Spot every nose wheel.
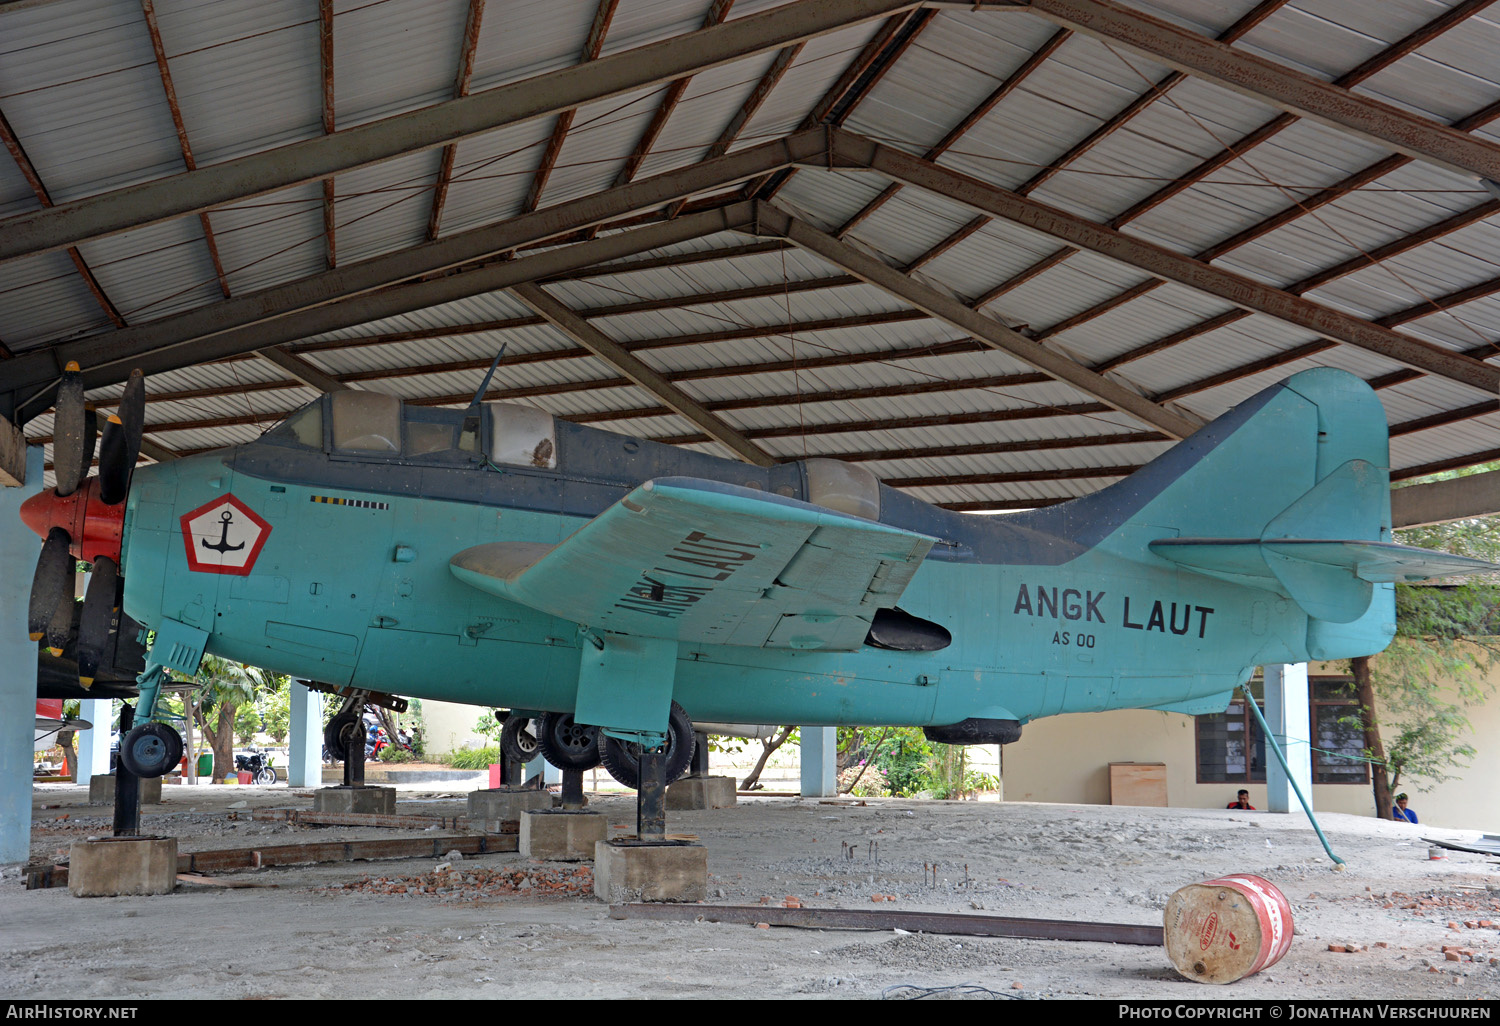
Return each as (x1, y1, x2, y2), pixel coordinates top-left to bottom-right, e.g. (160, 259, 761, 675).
(118, 721, 183, 778)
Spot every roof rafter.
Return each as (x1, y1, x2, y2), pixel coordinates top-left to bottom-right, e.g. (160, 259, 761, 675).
(0, 0, 919, 265)
(752, 201, 1203, 439)
(1021, 0, 1500, 183)
(427, 0, 486, 241)
(522, 0, 620, 214)
(511, 282, 774, 466)
(834, 130, 1500, 394)
(319, 0, 336, 268)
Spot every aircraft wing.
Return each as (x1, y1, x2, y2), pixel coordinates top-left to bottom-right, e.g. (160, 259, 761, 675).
(450, 477, 935, 651)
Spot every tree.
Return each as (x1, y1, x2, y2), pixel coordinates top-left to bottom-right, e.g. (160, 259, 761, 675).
(191, 656, 279, 782)
(1350, 583, 1499, 818)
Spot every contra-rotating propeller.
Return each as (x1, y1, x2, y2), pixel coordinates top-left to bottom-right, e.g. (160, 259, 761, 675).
(22, 365, 145, 686)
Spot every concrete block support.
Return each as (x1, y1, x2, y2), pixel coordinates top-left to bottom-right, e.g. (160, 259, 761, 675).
(1263, 663, 1312, 815)
(800, 725, 837, 797)
(666, 776, 737, 810)
(313, 785, 396, 815)
(521, 809, 607, 861)
(89, 774, 161, 805)
(0, 446, 43, 866)
(68, 836, 177, 896)
(288, 682, 322, 787)
(468, 788, 552, 831)
(76, 699, 113, 780)
(594, 841, 707, 903)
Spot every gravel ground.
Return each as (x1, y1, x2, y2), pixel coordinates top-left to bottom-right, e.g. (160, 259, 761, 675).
(2, 782, 1497, 1000)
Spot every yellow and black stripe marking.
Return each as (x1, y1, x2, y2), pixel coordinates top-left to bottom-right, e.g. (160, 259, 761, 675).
(311, 495, 389, 510)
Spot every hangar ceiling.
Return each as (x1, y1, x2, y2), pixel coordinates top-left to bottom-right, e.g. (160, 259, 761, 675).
(1, 0, 1498, 513)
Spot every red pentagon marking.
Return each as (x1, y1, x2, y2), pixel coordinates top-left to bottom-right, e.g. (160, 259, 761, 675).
(179, 494, 273, 576)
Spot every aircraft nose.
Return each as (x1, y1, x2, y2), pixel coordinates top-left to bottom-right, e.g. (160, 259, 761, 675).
(19, 477, 124, 565)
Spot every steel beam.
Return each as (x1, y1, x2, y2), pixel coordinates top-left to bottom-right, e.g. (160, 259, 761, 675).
(511, 282, 775, 467)
(427, 0, 487, 240)
(0, 0, 917, 264)
(2, 133, 819, 401)
(1021, 0, 1500, 184)
(753, 203, 1202, 439)
(834, 130, 1500, 394)
(1392, 470, 1500, 527)
(253, 347, 349, 394)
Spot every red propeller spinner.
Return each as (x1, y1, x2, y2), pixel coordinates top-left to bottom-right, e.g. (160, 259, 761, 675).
(20, 475, 124, 566)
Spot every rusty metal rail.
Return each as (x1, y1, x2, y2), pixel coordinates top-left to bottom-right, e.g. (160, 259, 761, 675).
(27, 833, 517, 889)
(610, 903, 1163, 945)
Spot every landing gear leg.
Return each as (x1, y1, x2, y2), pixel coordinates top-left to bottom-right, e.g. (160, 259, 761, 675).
(323, 692, 370, 787)
(118, 663, 184, 779)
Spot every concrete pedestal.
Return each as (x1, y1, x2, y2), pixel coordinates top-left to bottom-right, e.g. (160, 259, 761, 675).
(313, 785, 396, 815)
(88, 774, 162, 805)
(666, 775, 736, 810)
(521, 809, 607, 861)
(467, 788, 552, 830)
(68, 836, 177, 897)
(594, 840, 707, 903)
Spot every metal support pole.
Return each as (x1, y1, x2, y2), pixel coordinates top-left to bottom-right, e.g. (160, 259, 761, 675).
(560, 768, 585, 811)
(638, 748, 668, 841)
(690, 731, 710, 778)
(345, 719, 365, 787)
(112, 704, 140, 837)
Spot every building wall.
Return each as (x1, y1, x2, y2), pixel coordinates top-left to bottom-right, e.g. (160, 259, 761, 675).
(1001, 659, 1500, 831)
(420, 700, 491, 755)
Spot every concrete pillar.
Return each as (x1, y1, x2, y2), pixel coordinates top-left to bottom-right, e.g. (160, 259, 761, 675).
(799, 726, 837, 797)
(1263, 663, 1312, 815)
(288, 681, 322, 787)
(76, 698, 113, 779)
(1, 447, 44, 866)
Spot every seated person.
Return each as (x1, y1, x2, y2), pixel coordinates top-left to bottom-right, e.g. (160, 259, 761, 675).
(1226, 789, 1255, 810)
(1392, 793, 1418, 824)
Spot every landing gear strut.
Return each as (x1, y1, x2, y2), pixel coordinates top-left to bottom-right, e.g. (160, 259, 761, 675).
(597, 702, 694, 790)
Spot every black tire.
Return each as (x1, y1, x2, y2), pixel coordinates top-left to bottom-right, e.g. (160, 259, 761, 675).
(119, 722, 183, 778)
(256, 766, 277, 786)
(324, 712, 363, 760)
(500, 716, 541, 765)
(536, 713, 602, 771)
(596, 702, 694, 790)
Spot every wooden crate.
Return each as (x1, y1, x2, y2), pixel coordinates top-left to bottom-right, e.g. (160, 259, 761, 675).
(1109, 762, 1167, 806)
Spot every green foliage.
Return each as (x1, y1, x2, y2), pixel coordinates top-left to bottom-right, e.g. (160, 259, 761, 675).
(1359, 583, 1500, 791)
(474, 710, 504, 743)
(378, 747, 415, 764)
(448, 745, 501, 770)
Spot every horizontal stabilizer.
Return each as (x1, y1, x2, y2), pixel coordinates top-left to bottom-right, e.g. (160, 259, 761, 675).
(1150, 538, 1500, 623)
(451, 477, 935, 650)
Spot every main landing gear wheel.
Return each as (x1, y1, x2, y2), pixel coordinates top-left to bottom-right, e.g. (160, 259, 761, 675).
(324, 711, 363, 761)
(118, 722, 183, 778)
(500, 716, 541, 765)
(536, 712, 602, 771)
(596, 702, 694, 790)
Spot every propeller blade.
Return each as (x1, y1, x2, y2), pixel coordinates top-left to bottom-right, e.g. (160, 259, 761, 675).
(98, 416, 128, 505)
(45, 575, 77, 658)
(52, 363, 86, 498)
(98, 370, 144, 505)
(28, 527, 72, 641)
(77, 409, 98, 490)
(77, 556, 118, 688)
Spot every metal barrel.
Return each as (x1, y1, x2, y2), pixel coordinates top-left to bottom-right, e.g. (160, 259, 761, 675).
(1163, 875, 1294, 985)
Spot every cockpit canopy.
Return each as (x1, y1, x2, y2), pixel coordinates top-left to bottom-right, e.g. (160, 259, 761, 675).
(264, 395, 556, 470)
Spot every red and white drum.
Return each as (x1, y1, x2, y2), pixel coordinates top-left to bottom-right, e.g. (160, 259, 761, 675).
(1163, 874, 1294, 985)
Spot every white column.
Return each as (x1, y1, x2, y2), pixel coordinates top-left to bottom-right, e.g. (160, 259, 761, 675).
(800, 726, 837, 797)
(1263, 663, 1312, 814)
(76, 698, 113, 778)
(288, 681, 323, 787)
(0, 447, 44, 865)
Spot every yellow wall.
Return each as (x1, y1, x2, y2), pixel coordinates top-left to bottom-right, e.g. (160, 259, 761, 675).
(1001, 660, 1500, 830)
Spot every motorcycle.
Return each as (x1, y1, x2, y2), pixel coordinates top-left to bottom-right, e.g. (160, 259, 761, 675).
(234, 747, 277, 786)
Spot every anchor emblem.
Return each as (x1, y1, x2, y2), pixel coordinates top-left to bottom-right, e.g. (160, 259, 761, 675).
(201, 510, 246, 554)
(180, 494, 272, 576)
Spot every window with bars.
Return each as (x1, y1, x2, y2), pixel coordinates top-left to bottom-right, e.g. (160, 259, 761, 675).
(1194, 679, 1368, 785)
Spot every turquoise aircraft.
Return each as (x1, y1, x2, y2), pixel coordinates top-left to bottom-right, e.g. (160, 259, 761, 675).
(20, 365, 1497, 785)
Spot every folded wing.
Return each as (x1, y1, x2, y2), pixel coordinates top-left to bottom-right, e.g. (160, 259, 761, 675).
(450, 477, 935, 651)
